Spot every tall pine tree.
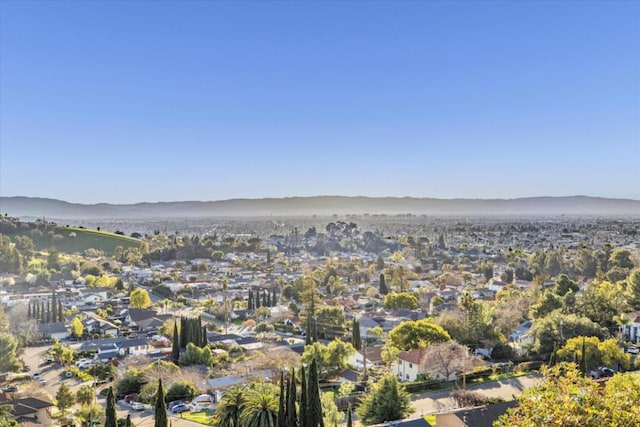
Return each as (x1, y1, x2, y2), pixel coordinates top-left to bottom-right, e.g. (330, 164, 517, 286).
(299, 365, 308, 427)
(307, 359, 324, 427)
(154, 379, 167, 427)
(352, 318, 361, 350)
(379, 273, 388, 295)
(172, 320, 180, 364)
(286, 367, 297, 427)
(105, 387, 117, 427)
(277, 370, 286, 427)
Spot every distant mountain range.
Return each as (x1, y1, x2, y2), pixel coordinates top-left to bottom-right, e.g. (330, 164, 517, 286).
(0, 196, 638, 219)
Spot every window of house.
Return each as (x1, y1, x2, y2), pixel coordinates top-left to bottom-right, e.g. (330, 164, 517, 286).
(409, 363, 413, 368)
(406, 374, 409, 380)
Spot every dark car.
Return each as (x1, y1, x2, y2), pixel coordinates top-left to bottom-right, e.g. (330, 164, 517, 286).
(4, 385, 19, 392)
(590, 367, 615, 378)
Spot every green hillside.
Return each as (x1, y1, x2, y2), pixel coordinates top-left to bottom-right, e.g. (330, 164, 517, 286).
(1, 218, 143, 256)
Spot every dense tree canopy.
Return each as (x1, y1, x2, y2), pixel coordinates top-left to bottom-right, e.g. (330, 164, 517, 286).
(388, 319, 451, 351)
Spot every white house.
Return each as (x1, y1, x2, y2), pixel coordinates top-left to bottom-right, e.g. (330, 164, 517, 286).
(392, 349, 428, 382)
(623, 311, 640, 343)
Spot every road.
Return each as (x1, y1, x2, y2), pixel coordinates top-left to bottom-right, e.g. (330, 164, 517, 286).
(410, 373, 541, 415)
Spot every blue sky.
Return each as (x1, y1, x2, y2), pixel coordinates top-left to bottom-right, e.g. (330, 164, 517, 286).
(1, 1, 639, 204)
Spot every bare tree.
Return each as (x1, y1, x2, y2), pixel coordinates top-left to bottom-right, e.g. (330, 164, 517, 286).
(420, 341, 481, 382)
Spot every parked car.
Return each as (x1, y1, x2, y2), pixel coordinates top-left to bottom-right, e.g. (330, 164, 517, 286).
(4, 385, 19, 392)
(124, 394, 139, 404)
(32, 372, 41, 379)
(39, 379, 47, 385)
(627, 346, 638, 354)
(130, 402, 145, 411)
(171, 404, 191, 414)
(64, 371, 74, 378)
(589, 367, 615, 378)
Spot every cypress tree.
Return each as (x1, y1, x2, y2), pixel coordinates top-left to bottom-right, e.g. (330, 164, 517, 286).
(305, 316, 312, 346)
(125, 415, 131, 427)
(346, 406, 353, 427)
(352, 319, 361, 350)
(307, 359, 324, 427)
(277, 370, 286, 427)
(286, 368, 297, 427)
(51, 292, 57, 320)
(58, 300, 64, 322)
(248, 290, 253, 311)
(379, 273, 388, 295)
(39, 302, 45, 323)
(255, 289, 261, 308)
(28, 302, 32, 319)
(201, 326, 208, 347)
(154, 379, 167, 427)
(105, 387, 117, 427)
(272, 288, 277, 306)
(299, 365, 307, 427)
(262, 290, 268, 307)
(46, 300, 51, 323)
(179, 316, 187, 349)
(172, 320, 180, 364)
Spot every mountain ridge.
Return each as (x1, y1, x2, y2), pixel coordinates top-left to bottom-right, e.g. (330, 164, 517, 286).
(1, 195, 638, 218)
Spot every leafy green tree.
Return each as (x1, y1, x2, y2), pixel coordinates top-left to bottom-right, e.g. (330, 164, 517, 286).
(626, 269, 640, 310)
(301, 340, 356, 380)
(130, 288, 151, 309)
(166, 381, 196, 403)
(384, 293, 419, 310)
(0, 404, 19, 427)
(76, 385, 95, 406)
(356, 373, 413, 425)
(105, 387, 117, 427)
(55, 383, 75, 415)
(496, 363, 640, 426)
(314, 306, 345, 339)
(554, 275, 579, 296)
(388, 319, 451, 350)
(0, 333, 21, 372)
(154, 379, 167, 427)
(531, 312, 608, 354)
(609, 249, 635, 270)
(214, 387, 244, 427)
(71, 316, 84, 339)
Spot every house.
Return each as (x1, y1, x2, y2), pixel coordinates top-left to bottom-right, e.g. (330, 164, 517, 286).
(435, 401, 517, 427)
(392, 348, 428, 382)
(125, 308, 171, 331)
(347, 345, 384, 370)
(37, 322, 68, 340)
(623, 311, 640, 343)
(7, 396, 54, 426)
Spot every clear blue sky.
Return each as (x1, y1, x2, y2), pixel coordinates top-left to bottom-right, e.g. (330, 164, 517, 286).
(1, 0, 639, 204)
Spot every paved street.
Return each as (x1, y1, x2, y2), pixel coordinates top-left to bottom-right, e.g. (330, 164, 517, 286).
(410, 373, 541, 416)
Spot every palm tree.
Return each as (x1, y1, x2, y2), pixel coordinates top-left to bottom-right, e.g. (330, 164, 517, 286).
(215, 387, 245, 427)
(240, 389, 278, 427)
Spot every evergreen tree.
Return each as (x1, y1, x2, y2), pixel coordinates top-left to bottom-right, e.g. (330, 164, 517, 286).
(307, 359, 324, 427)
(262, 290, 268, 307)
(125, 414, 131, 427)
(379, 273, 388, 295)
(180, 316, 187, 349)
(201, 326, 208, 347)
(55, 383, 75, 415)
(286, 368, 297, 427)
(172, 320, 180, 364)
(105, 387, 117, 427)
(346, 406, 353, 427)
(154, 379, 167, 427)
(46, 300, 51, 323)
(356, 374, 413, 424)
(256, 289, 261, 308)
(58, 300, 64, 322)
(300, 366, 307, 427)
(352, 319, 361, 351)
(28, 302, 32, 319)
(277, 371, 286, 427)
(305, 316, 312, 346)
(248, 290, 254, 311)
(39, 301, 44, 323)
(272, 288, 277, 307)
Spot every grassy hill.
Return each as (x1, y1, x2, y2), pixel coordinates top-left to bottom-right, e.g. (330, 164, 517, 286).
(1, 219, 143, 256)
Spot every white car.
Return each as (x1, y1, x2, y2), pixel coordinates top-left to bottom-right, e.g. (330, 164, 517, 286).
(627, 346, 638, 354)
(130, 402, 145, 411)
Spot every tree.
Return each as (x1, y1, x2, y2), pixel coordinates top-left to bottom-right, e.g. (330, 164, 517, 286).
(299, 365, 307, 427)
(105, 387, 117, 427)
(307, 359, 324, 427)
(0, 333, 21, 372)
(286, 368, 297, 427)
(56, 383, 75, 415)
(554, 275, 579, 296)
(154, 379, 167, 427)
(384, 293, 419, 310)
(214, 387, 244, 427)
(626, 269, 640, 310)
(346, 406, 353, 427)
(351, 318, 361, 350)
(356, 373, 413, 425)
(0, 404, 18, 427)
(496, 363, 640, 427)
(166, 381, 196, 403)
(301, 340, 356, 380)
(609, 249, 635, 270)
(71, 316, 84, 339)
(277, 371, 286, 427)
(388, 319, 451, 351)
(130, 288, 151, 309)
(379, 273, 388, 295)
(171, 320, 180, 364)
(420, 341, 470, 381)
(531, 312, 608, 354)
(240, 383, 279, 427)
(76, 385, 95, 406)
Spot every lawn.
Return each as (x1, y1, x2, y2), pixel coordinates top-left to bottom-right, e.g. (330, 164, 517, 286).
(180, 410, 216, 425)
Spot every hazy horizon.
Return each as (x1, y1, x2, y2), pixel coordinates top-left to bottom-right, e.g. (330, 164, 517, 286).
(1, 1, 639, 203)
